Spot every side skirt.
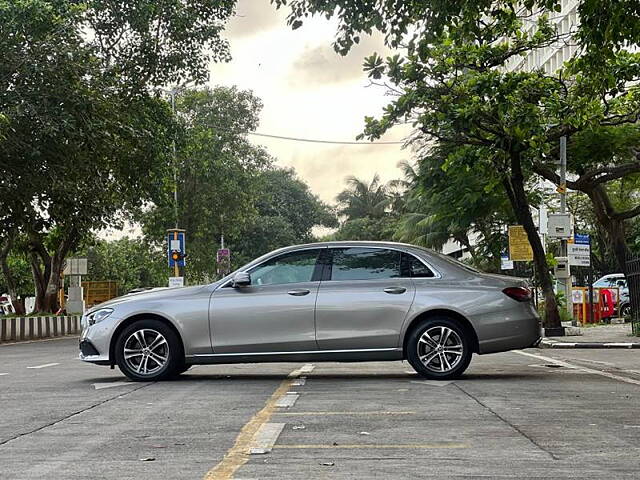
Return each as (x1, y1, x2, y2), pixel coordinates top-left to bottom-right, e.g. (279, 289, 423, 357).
(186, 348, 403, 365)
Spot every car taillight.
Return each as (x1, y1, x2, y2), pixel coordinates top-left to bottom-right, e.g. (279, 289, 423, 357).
(503, 287, 532, 302)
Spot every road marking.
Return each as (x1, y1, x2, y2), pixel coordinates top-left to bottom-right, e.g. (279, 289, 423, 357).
(275, 393, 299, 408)
(203, 364, 313, 480)
(274, 443, 468, 449)
(92, 381, 132, 390)
(291, 378, 306, 386)
(249, 423, 286, 454)
(0, 336, 79, 347)
(410, 380, 453, 387)
(26, 363, 60, 369)
(515, 351, 640, 387)
(0, 373, 8, 376)
(274, 411, 414, 416)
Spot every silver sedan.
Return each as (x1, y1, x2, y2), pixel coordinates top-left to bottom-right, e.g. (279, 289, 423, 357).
(79, 241, 541, 381)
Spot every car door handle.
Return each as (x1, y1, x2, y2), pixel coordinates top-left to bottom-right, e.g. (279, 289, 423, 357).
(384, 286, 407, 294)
(287, 289, 311, 296)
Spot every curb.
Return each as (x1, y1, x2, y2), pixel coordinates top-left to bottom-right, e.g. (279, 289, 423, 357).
(540, 339, 640, 349)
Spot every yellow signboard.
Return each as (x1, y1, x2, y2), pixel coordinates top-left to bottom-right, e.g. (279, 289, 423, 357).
(508, 225, 533, 261)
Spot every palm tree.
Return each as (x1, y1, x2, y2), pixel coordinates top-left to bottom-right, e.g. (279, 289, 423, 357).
(335, 174, 390, 220)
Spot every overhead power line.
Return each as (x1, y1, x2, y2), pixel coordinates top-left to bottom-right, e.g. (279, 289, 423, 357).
(248, 132, 404, 145)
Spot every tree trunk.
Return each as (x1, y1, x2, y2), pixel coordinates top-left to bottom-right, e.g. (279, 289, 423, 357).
(505, 153, 561, 329)
(0, 235, 26, 315)
(586, 184, 631, 275)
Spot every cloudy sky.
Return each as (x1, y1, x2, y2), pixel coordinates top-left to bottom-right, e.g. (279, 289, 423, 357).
(210, 0, 412, 204)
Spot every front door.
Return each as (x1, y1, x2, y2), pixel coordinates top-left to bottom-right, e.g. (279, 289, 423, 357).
(315, 247, 416, 350)
(210, 248, 324, 353)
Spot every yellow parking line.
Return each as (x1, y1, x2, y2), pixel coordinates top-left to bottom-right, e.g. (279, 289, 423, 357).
(203, 376, 294, 480)
(274, 411, 415, 416)
(274, 443, 468, 449)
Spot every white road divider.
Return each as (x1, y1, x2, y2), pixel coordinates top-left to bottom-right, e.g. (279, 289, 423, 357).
(0, 315, 81, 343)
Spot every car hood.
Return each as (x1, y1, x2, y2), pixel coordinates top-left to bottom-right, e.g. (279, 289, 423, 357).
(88, 283, 218, 312)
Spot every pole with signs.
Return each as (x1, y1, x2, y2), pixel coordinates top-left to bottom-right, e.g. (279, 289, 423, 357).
(167, 229, 186, 287)
(559, 136, 573, 321)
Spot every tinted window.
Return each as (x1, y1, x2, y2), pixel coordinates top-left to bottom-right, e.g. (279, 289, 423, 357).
(330, 248, 401, 281)
(402, 253, 435, 278)
(249, 250, 320, 286)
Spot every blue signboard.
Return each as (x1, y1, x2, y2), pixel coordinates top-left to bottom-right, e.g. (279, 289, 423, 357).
(167, 231, 186, 267)
(574, 233, 591, 245)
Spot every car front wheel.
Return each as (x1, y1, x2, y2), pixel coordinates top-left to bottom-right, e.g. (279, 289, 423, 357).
(406, 317, 472, 380)
(115, 319, 182, 382)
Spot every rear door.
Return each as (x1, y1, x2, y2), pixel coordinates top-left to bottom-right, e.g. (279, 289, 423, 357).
(315, 247, 416, 350)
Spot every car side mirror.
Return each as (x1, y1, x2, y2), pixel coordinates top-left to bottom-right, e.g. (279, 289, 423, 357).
(232, 271, 251, 288)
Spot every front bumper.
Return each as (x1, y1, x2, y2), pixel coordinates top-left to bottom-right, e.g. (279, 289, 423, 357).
(78, 314, 120, 364)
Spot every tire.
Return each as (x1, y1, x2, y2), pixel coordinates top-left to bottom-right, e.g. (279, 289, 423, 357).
(115, 319, 183, 382)
(406, 317, 473, 380)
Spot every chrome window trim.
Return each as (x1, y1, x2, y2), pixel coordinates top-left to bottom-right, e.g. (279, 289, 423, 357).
(189, 347, 402, 358)
(218, 246, 328, 289)
(326, 245, 442, 280)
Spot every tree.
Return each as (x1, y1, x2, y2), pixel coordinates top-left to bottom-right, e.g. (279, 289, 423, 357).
(1, 0, 238, 311)
(140, 87, 337, 280)
(82, 238, 168, 295)
(395, 148, 516, 272)
(276, 0, 640, 328)
(336, 174, 390, 220)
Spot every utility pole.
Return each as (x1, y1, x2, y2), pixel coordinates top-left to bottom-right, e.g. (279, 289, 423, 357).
(170, 88, 179, 229)
(559, 136, 573, 322)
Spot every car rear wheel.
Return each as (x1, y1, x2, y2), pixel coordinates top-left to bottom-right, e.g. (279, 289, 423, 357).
(406, 317, 472, 380)
(115, 319, 182, 382)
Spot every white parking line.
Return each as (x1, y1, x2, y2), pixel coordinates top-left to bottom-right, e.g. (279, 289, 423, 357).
(515, 351, 640, 387)
(26, 363, 60, 369)
(249, 423, 286, 454)
(275, 393, 299, 408)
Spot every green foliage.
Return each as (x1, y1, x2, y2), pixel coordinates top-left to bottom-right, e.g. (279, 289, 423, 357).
(0, 252, 33, 298)
(335, 174, 391, 220)
(140, 87, 338, 281)
(82, 238, 167, 295)
(331, 217, 399, 242)
(0, 0, 238, 311)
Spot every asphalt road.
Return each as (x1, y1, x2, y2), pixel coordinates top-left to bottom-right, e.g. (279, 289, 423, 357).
(1, 337, 639, 479)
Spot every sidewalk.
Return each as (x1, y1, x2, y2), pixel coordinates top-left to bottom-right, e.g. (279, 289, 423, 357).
(542, 322, 640, 349)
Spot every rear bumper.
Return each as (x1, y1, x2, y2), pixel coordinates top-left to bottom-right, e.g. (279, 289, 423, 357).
(475, 304, 542, 354)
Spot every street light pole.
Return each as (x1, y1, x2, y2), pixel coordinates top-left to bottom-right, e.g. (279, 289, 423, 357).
(170, 88, 179, 230)
(559, 136, 573, 321)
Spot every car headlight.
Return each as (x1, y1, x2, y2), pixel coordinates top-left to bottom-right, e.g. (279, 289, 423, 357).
(86, 308, 114, 326)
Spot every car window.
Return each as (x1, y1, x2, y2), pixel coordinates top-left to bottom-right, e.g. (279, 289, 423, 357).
(330, 248, 401, 281)
(401, 252, 435, 278)
(249, 249, 321, 286)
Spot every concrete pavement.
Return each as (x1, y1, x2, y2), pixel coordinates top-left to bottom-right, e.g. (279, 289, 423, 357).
(1, 338, 639, 479)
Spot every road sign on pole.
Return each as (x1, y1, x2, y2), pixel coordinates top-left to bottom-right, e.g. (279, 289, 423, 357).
(569, 233, 591, 267)
(508, 226, 533, 261)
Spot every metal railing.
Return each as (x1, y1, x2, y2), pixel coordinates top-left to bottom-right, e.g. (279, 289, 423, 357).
(626, 256, 640, 336)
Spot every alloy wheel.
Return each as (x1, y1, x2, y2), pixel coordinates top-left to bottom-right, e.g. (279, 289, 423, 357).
(123, 329, 169, 376)
(417, 326, 464, 373)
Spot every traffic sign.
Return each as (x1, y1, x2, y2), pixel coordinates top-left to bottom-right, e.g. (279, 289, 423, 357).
(508, 226, 533, 261)
(568, 243, 590, 267)
(167, 230, 186, 267)
(574, 233, 591, 245)
(500, 253, 514, 270)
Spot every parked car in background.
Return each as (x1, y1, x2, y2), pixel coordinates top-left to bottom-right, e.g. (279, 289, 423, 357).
(593, 274, 630, 317)
(79, 241, 542, 382)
